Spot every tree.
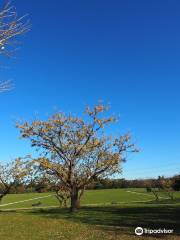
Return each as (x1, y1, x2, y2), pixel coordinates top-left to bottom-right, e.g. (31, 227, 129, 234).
(0, 157, 32, 202)
(158, 178, 175, 200)
(0, 1, 30, 92)
(147, 180, 159, 201)
(17, 103, 138, 212)
(54, 184, 70, 207)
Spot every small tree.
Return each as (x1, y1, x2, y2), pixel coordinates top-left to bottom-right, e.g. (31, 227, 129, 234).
(54, 185, 70, 207)
(151, 188, 159, 201)
(147, 180, 160, 201)
(17, 103, 138, 212)
(159, 178, 175, 200)
(0, 1, 30, 92)
(0, 157, 31, 202)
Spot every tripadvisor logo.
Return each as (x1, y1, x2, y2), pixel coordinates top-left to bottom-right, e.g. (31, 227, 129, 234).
(135, 227, 174, 236)
(135, 227, 143, 236)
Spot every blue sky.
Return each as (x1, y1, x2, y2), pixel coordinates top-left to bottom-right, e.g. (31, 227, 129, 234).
(0, 0, 179, 179)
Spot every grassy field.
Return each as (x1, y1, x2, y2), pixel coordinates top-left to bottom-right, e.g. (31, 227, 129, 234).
(0, 189, 180, 240)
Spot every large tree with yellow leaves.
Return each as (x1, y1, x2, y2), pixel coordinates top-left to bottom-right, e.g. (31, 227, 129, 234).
(17, 104, 138, 211)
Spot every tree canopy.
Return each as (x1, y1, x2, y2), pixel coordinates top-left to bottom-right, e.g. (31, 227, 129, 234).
(17, 103, 138, 211)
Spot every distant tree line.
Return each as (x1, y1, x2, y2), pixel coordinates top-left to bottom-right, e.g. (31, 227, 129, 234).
(3, 174, 180, 195)
(87, 175, 180, 191)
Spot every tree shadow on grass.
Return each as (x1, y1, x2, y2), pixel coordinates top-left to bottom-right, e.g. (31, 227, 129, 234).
(29, 204, 180, 238)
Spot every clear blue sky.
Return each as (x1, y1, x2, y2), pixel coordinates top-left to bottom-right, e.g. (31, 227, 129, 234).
(0, 0, 179, 179)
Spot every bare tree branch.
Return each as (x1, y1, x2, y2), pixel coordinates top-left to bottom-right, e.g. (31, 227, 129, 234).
(0, 1, 30, 92)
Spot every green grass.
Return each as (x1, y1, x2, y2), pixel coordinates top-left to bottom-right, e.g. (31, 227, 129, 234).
(81, 188, 155, 204)
(0, 192, 58, 209)
(0, 188, 161, 209)
(1, 188, 180, 209)
(0, 189, 180, 240)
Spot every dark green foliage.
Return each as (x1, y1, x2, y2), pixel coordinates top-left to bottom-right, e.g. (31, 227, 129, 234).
(146, 186, 152, 192)
(173, 175, 180, 191)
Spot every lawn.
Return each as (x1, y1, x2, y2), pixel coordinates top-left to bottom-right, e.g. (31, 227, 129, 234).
(0, 188, 162, 209)
(0, 189, 180, 240)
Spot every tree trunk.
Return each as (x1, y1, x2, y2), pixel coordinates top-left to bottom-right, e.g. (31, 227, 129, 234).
(70, 186, 80, 212)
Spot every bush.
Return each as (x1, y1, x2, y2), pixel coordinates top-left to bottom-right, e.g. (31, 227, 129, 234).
(173, 177, 180, 191)
(146, 186, 152, 192)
